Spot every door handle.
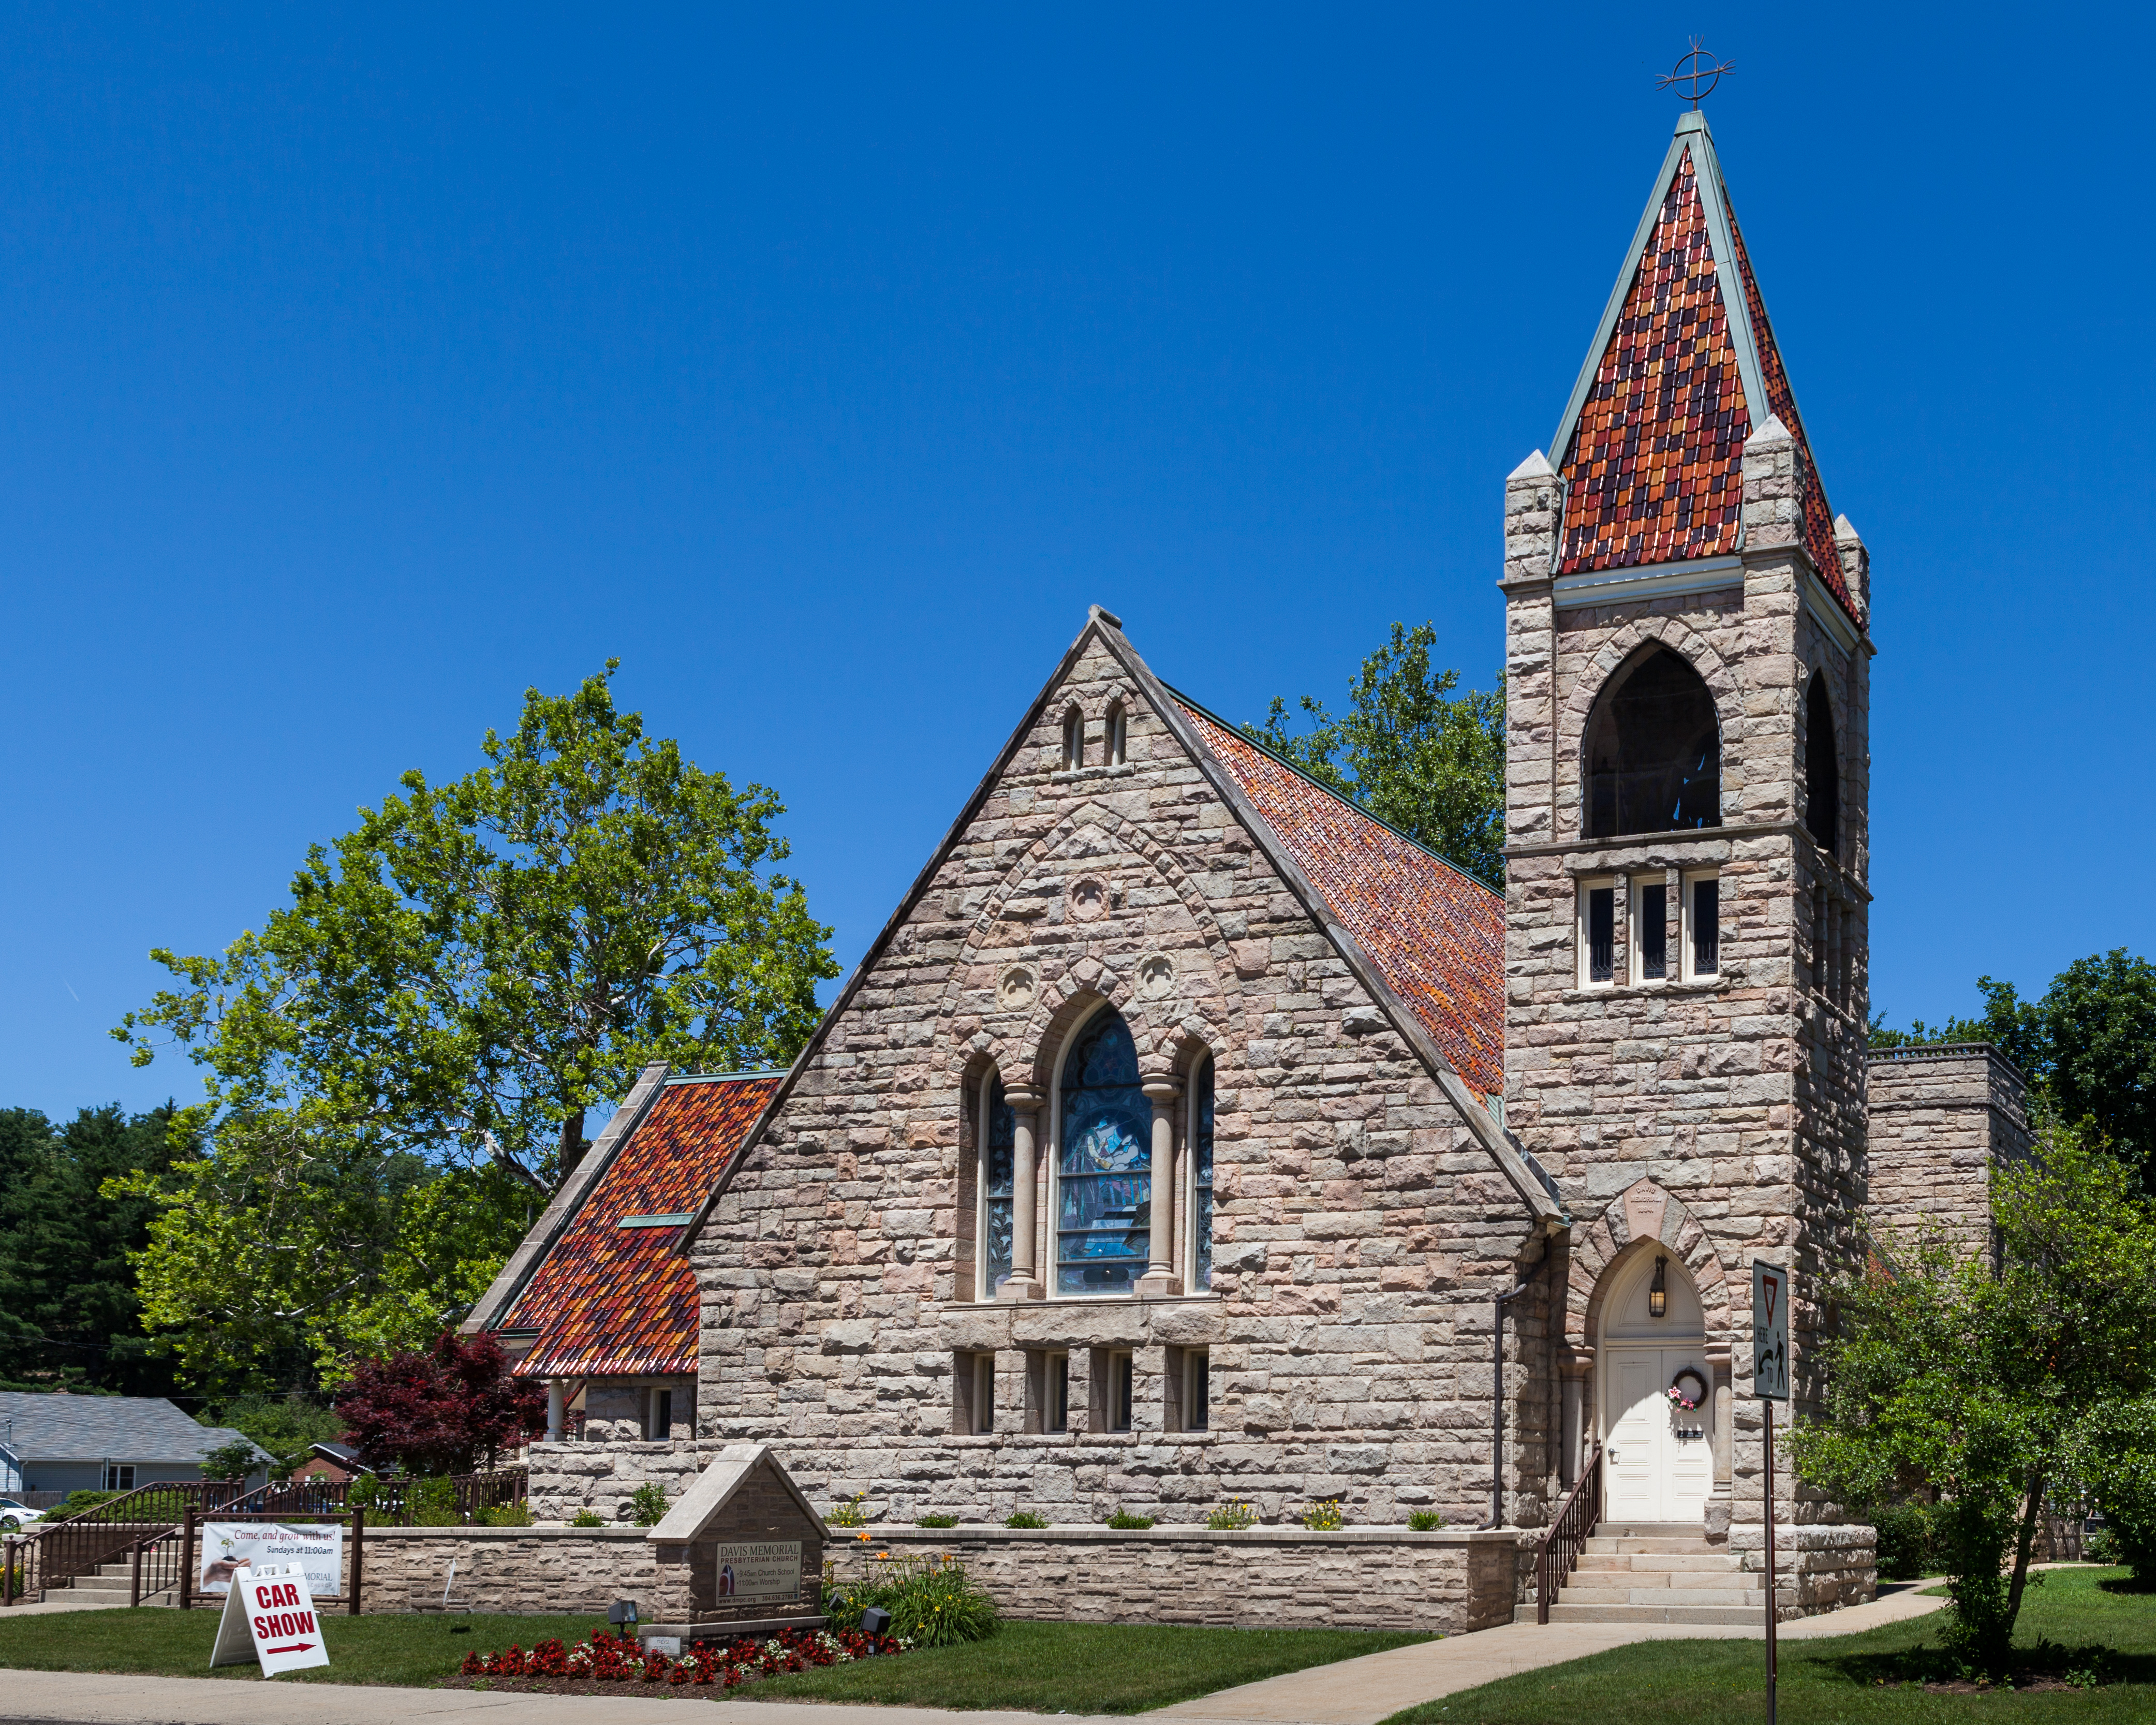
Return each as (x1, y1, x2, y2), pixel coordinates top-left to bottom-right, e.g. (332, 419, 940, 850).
(1606, 1448, 1620, 1463)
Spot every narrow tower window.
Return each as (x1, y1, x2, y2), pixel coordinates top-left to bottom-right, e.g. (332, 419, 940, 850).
(1105, 701, 1128, 766)
(1632, 877, 1667, 983)
(1805, 672, 1839, 857)
(1582, 879, 1617, 986)
(1686, 874, 1720, 979)
(1190, 1056, 1215, 1292)
(1584, 647, 1721, 838)
(1061, 707, 1084, 771)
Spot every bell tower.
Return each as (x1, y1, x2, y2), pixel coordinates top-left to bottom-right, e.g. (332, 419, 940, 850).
(1499, 108, 1872, 1562)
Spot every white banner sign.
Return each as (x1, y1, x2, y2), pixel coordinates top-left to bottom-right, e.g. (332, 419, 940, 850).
(1751, 1260, 1790, 1402)
(210, 1562, 331, 1677)
(200, 1522, 343, 1599)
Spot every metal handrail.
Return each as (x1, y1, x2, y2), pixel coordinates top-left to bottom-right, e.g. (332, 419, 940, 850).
(1535, 1443, 1604, 1625)
(225, 1465, 527, 1524)
(4, 1478, 247, 1604)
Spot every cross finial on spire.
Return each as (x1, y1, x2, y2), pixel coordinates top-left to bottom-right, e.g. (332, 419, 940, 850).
(1656, 39, 1733, 109)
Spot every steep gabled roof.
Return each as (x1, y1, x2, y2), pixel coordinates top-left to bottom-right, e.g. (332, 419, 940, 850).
(1552, 110, 1852, 619)
(680, 612, 1559, 1245)
(1174, 699, 1504, 1102)
(500, 1071, 780, 1378)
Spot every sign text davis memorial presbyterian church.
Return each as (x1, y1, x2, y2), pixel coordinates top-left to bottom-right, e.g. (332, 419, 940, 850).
(458, 105, 2030, 1636)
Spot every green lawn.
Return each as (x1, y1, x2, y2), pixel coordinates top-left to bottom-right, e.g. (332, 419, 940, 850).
(0, 1606, 1423, 1710)
(1381, 1568, 2156, 1725)
(748, 1620, 1431, 1712)
(0, 1608, 605, 1688)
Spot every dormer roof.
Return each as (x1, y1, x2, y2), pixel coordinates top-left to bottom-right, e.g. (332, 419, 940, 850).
(1551, 111, 1853, 621)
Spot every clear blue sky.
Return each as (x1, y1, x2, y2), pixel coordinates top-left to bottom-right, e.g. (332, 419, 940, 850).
(3, 5, 2147, 1121)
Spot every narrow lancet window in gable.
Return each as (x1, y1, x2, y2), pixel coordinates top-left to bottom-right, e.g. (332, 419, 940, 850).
(1584, 647, 1721, 838)
(1105, 700, 1128, 766)
(1190, 1056, 1215, 1293)
(1805, 672, 1839, 858)
(980, 1076, 1016, 1296)
(1056, 1009, 1149, 1296)
(1061, 707, 1084, 770)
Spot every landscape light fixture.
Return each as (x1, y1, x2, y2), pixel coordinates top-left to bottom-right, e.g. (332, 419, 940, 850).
(1649, 1256, 1668, 1319)
(860, 1605, 893, 1635)
(609, 1599, 639, 1629)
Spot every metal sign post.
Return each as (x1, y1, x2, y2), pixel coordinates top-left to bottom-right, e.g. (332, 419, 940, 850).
(1752, 1261, 1790, 1725)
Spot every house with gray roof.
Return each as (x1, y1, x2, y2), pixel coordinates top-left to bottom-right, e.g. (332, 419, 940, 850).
(0, 1392, 272, 1495)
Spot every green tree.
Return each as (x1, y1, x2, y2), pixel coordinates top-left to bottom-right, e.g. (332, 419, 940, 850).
(1794, 1129, 2156, 1664)
(117, 663, 836, 1190)
(198, 1391, 349, 1473)
(0, 1103, 194, 1394)
(1888, 953, 2156, 1184)
(1246, 622, 1504, 888)
(107, 1104, 533, 1393)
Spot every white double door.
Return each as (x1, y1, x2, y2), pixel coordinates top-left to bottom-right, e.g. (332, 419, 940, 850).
(1603, 1346, 1711, 1525)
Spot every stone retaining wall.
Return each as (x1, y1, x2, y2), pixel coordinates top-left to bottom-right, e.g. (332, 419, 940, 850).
(848, 1525, 1527, 1634)
(357, 1526, 671, 1617)
(351, 1521, 1525, 1635)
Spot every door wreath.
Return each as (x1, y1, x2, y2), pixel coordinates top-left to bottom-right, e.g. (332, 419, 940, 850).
(1665, 1367, 1708, 1411)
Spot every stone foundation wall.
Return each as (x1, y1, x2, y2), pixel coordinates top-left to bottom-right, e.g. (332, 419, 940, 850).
(1726, 1522, 1878, 1621)
(529, 1438, 706, 1524)
(355, 1526, 674, 1618)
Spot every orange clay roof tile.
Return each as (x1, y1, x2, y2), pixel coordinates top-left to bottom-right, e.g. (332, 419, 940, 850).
(1177, 702, 1505, 1102)
(505, 1073, 779, 1379)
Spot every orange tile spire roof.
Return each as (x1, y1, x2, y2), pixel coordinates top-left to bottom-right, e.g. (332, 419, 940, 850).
(503, 1072, 780, 1379)
(1176, 700, 1505, 1102)
(1551, 111, 1852, 619)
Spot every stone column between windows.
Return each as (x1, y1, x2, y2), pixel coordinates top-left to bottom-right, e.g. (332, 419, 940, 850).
(546, 1381, 565, 1443)
(1135, 1079, 1183, 1298)
(998, 1084, 1045, 1302)
(1705, 1340, 1734, 1542)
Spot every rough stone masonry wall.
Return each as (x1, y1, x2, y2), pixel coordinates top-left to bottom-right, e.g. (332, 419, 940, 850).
(530, 1436, 706, 1524)
(1865, 1045, 2030, 1247)
(847, 1524, 1528, 1634)
(1497, 426, 1872, 1548)
(688, 625, 1551, 1536)
(357, 1526, 670, 1617)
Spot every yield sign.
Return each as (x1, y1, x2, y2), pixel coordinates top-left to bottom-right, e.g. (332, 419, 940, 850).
(1751, 1260, 1790, 1402)
(210, 1561, 331, 1676)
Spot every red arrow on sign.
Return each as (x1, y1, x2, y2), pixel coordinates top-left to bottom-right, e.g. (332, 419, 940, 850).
(262, 1643, 316, 1655)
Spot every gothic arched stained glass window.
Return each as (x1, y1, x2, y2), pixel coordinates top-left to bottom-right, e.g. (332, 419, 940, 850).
(981, 1077, 1015, 1296)
(1056, 1010, 1149, 1295)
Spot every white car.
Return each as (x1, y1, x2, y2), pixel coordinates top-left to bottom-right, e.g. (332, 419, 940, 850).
(0, 1497, 49, 1532)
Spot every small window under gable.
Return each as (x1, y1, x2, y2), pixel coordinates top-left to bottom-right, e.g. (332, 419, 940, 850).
(1105, 700, 1128, 766)
(1805, 672, 1839, 857)
(1584, 646, 1721, 838)
(1061, 707, 1084, 771)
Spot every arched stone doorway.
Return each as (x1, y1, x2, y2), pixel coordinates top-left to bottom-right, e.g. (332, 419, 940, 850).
(1598, 1245, 1713, 1525)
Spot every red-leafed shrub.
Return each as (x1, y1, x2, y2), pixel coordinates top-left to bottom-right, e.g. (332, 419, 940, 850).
(335, 1331, 545, 1476)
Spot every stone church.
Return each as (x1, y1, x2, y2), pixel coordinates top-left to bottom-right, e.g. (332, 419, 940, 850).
(469, 109, 2028, 1624)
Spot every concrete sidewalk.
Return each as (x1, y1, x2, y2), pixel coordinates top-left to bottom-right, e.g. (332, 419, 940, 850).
(0, 1585, 1952, 1725)
(1153, 1581, 1951, 1725)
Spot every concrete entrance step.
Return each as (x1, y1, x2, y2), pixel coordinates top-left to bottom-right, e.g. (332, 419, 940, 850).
(1595, 1523, 1708, 1539)
(1559, 1586, 1766, 1608)
(1540, 1602, 1765, 1625)
(1574, 1553, 1740, 1575)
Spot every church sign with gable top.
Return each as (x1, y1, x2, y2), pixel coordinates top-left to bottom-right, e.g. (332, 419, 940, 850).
(643, 1442, 825, 1643)
(210, 1561, 331, 1677)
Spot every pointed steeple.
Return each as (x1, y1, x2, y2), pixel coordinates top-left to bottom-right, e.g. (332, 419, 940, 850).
(1550, 111, 1853, 620)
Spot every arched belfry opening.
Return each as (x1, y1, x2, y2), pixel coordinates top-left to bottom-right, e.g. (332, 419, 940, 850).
(1584, 647, 1722, 838)
(1805, 672, 1839, 857)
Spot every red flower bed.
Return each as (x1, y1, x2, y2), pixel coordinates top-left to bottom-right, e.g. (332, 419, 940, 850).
(458, 1626, 903, 1689)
